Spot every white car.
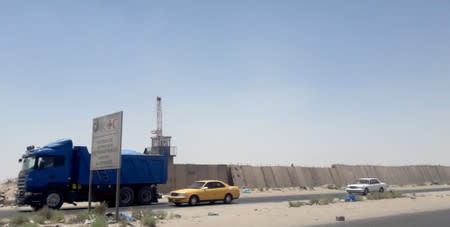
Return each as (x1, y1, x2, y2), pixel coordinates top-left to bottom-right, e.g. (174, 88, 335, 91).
(345, 178, 387, 195)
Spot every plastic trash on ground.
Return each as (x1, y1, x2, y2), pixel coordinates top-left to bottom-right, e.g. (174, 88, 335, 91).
(345, 193, 356, 202)
(119, 211, 136, 222)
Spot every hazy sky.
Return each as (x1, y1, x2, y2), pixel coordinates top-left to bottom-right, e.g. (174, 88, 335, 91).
(1, 1, 449, 181)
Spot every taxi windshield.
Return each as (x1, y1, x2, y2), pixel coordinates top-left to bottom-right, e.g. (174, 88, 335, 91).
(21, 157, 36, 171)
(188, 181, 205, 189)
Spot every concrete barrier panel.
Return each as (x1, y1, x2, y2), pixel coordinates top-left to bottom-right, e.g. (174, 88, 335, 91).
(374, 166, 390, 183)
(241, 166, 266, 188)
(309, 167, 335, 186)
(300, 167, 315, 186)
(287, 167, 300, 186)
(271, 166, 293, 187)
(174, 164, 188, 189)
(261, 166, 277, 188)
(230, 165, 246, 187)
(217, 165, 230, 184)
(199, 165, 211, 181)
(347, 166, 361, 180)
(402, 166, 412, 184)
(412, 166, 426, 184)
(377, 166, 390, 184)
(294, 167, 310, 187)
(333, 165, 355, 185)
(443, 167, 450, 183)
(437, 166, 450, 183)
(207, 165, 219, 180)
(251, 167, 268, 188)
(429, 166, 442, 183)
(329, 167, 344, 187)
(417, 166, 430, 183)
(240, 166, 257, 188)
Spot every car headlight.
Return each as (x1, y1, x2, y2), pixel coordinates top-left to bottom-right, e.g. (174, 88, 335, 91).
(170, 192, 186, 197)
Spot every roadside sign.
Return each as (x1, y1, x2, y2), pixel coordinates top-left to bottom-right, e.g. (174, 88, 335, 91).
(91, 111, 123, 170)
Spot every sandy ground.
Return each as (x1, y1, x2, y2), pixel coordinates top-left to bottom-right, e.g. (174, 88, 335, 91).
(155, 189, 450, 227)
(1, 183, 450, 226)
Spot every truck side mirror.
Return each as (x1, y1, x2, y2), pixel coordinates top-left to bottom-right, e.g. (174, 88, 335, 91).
(18, 158, 22, 163)
(201, 186, 208, 190)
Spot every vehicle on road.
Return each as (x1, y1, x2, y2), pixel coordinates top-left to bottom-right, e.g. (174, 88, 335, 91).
(16, 139, 170, 210)
(168, 180, 240, 206)
(345, 178, 387, 195)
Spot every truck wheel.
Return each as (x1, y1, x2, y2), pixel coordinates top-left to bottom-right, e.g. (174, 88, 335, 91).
(119, 187, 134, 207)
(379, 187, 384, 193)
(137, 186, 152, 205)
(46, 191, 64, 209)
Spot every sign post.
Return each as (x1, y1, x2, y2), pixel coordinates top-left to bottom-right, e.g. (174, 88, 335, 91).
(89, 111, 123, 221)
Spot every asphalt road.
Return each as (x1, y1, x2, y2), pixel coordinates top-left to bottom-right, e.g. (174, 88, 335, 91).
(1, 186, 449, 219)
(310, 208, 450, 227)
(238, 186, 450, 204)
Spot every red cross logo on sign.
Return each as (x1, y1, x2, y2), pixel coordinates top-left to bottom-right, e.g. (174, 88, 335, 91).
(106, 119, 117, 130)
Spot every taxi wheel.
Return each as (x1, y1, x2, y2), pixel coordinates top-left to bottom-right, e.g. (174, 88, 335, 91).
(189, 195, 199, 206)
(224, 194, 233, 204)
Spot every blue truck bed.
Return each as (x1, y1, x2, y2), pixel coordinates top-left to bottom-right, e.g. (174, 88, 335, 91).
(74, 146, 168, 185)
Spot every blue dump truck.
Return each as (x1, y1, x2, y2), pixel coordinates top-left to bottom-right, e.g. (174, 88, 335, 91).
(15, 139, 169, 210)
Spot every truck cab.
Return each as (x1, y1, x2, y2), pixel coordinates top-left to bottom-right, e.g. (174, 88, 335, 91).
(16, 139, 73, 210)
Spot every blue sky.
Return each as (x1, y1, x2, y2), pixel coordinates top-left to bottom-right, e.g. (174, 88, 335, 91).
(1, 1, 449, 181)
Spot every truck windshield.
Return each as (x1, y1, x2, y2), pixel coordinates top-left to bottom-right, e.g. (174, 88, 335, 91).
(21, 157, 36, 171)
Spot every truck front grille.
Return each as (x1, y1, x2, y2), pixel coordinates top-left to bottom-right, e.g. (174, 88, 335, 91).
(16, 172, 28, 199)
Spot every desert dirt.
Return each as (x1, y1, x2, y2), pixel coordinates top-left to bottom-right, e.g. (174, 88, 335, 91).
(155, 187, 450, 227)
(1, 183, 450, 226)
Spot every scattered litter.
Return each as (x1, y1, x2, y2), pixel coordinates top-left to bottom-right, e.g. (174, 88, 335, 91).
(208, 212, 219, 216)
(299, 186, 308, 190)
(84, 219, 94, 225)
(120, 212, 136, 222)
(172, 213, 182, 219)
(336, 216, 345, 221)
(345, 194, 356, 202)
(242, 188, 251, 193)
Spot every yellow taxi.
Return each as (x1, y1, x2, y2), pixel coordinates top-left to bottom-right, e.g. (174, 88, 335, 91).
(168, 180, 240, 206)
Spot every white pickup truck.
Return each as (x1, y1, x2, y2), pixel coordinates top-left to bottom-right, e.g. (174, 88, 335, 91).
(345, 178, 387, 195)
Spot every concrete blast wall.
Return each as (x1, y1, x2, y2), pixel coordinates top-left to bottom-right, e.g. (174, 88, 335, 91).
(159, 164, 229, 193)
(160, 164, 450, 192)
